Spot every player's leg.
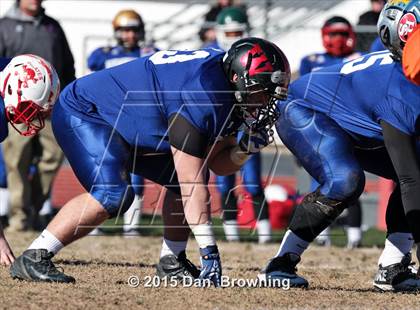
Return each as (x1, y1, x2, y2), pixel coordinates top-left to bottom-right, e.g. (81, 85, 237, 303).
(122, 173, 144, 236)
(2, 127, 33, 231)
(216, 174, 240, 241)
(259, 100, 365, 287)
(10, 101, 135, 283)
(310, 178, 331, 246)
(241, 153, 271, 243)
(157, 188, 200, 280)
(134, 153, 199, 280)
(356, 147, 420, 291)
(345, 200, 362, 249)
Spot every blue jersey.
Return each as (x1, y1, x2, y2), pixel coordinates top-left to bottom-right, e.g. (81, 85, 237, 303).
(299, 52, 363, 76)
(287, 51, 420, 141)
(0, 57, 10, 142)
(87, 45, 158, 71)
(60, 49, 234, 154)
(370, 37, 386, 53)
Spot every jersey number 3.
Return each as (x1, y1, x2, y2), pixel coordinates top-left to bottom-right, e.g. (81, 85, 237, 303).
(150, 50, 210, 65)
(340, 53, 393, 75)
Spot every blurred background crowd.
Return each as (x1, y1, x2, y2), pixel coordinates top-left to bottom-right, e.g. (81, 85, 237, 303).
(0, 0, 393, 247)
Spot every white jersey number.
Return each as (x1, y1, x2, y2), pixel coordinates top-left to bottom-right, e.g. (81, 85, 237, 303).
(150, 50, 210, 65)
(340, 52, 393, 75)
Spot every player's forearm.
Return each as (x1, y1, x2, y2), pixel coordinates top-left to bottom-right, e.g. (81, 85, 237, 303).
(209, 145, 249, 175)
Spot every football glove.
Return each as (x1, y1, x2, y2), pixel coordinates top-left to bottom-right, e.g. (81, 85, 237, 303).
(238, 125, 274, 154)
(198, 245, 222, 287)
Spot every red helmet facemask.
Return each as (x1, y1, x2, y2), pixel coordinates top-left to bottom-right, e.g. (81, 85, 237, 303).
(5, 100, 49, 136)
(322, 25, 356, 57)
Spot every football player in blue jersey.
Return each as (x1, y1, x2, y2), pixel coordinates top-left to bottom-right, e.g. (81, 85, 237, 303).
(299, 16, 362, 76)
(87, 9, 158, 237)
(258, 0, 420, 292)
(0, 54, 60, 266)
(88, 10, 157, 71)
(10, 38, 291, 285)
(300, 16, 364, 249)
(206, 7, 272, 243)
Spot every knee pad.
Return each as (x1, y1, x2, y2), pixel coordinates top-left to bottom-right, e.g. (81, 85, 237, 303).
(325, 168, 365, 202)
(221, 194, 237, 221)
(91, 185, 135, 218)
(289, 190, 347, 242)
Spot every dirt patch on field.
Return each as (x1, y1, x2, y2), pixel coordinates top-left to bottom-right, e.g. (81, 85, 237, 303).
(0, 232, 418, 309)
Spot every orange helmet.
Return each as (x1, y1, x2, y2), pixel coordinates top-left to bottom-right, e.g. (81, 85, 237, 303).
(112, 10, 145, 46)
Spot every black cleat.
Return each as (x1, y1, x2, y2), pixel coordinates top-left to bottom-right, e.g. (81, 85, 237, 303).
(258, 253, 309, 288)
(373, 254, 420, 292)
(10, 249, 75, 283)
(156, 251, 200, 280)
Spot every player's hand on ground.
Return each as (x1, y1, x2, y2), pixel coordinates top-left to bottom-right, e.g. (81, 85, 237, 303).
(238, 125, 273, 154)
(0, 236, 15, 266)
(199, 246, 222, 287)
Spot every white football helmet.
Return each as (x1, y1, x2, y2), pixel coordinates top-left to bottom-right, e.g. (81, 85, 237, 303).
(0, 54, 60, 136)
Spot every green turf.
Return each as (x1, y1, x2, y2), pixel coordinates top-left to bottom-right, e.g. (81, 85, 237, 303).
(98, 214, 387, 248)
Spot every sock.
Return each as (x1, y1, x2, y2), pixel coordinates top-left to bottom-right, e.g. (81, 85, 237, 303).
(0, 188, 9, 217)
(276, 230, 309, 257)
(223, 219, 239, 241)
(378, 232, 413, 267)
(160, 238, 188, 258)
(38, 199, 53, 216)
(257, 219, 271, 244)
(315, 226, 331, 246)
(192, 224, 216, 249)
(123, 195, 142, 231)
(27, 229, 64, 255)
(346, 227, 362, 246)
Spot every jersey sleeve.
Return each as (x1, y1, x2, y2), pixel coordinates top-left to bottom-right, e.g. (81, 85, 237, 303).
(299, 56, 312, 76)
(87, 48, 107, 72)
(0, 97, 9, 142)
(374, 95, 420, 136)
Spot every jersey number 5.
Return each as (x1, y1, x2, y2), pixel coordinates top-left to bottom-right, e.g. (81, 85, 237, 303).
(150, 50, 210, 65)
(340, 52, 393, 75)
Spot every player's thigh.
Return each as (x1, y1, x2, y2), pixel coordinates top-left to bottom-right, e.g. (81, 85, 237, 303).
(276, 99, 364, 200)
(216, 174, 235, 195)
(241, 153, 263, 195)
(52, 101, 133, 210)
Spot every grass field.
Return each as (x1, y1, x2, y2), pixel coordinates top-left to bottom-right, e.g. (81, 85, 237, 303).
(1, 224, 418, 309)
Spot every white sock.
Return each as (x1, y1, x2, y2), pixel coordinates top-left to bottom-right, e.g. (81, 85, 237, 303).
(0, 188, 9, 216)
(347, 227, 362, 245)
(160, 238, 188, 258)
(315, 226, 331, 246)
(27, 229, 64, 255)
(123, 195, 142, 231)
(38, 199, 53, 216)
(192, 224, 216, 249)
(223, 219, 239, 241)
(257, 219, 271, 244)
(378, 232, 413, 267)
(276, 230, 309, 257)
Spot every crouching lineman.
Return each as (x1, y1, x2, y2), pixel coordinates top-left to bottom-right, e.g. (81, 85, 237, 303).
(0, 55, 60, 265)
(259, 0, 420, 292)
(10, 38, 291, 285)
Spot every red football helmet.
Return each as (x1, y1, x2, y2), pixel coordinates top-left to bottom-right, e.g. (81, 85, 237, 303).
(322, 16, 356, 57)
(0, 54, 60, 136)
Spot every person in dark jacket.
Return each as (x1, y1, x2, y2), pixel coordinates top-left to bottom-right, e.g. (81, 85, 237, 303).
(0, 0, 75, 232)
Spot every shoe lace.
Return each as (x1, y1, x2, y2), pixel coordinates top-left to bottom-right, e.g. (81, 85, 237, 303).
(39, 252, 65, 276)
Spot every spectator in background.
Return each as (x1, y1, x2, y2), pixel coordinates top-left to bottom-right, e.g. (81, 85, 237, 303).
(358, 0, 387, 52)
(87, 9, 158, 236)
(0, 0, 75, 231)
(199, 0, 235, 47)
(299, 16, 363, 249)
